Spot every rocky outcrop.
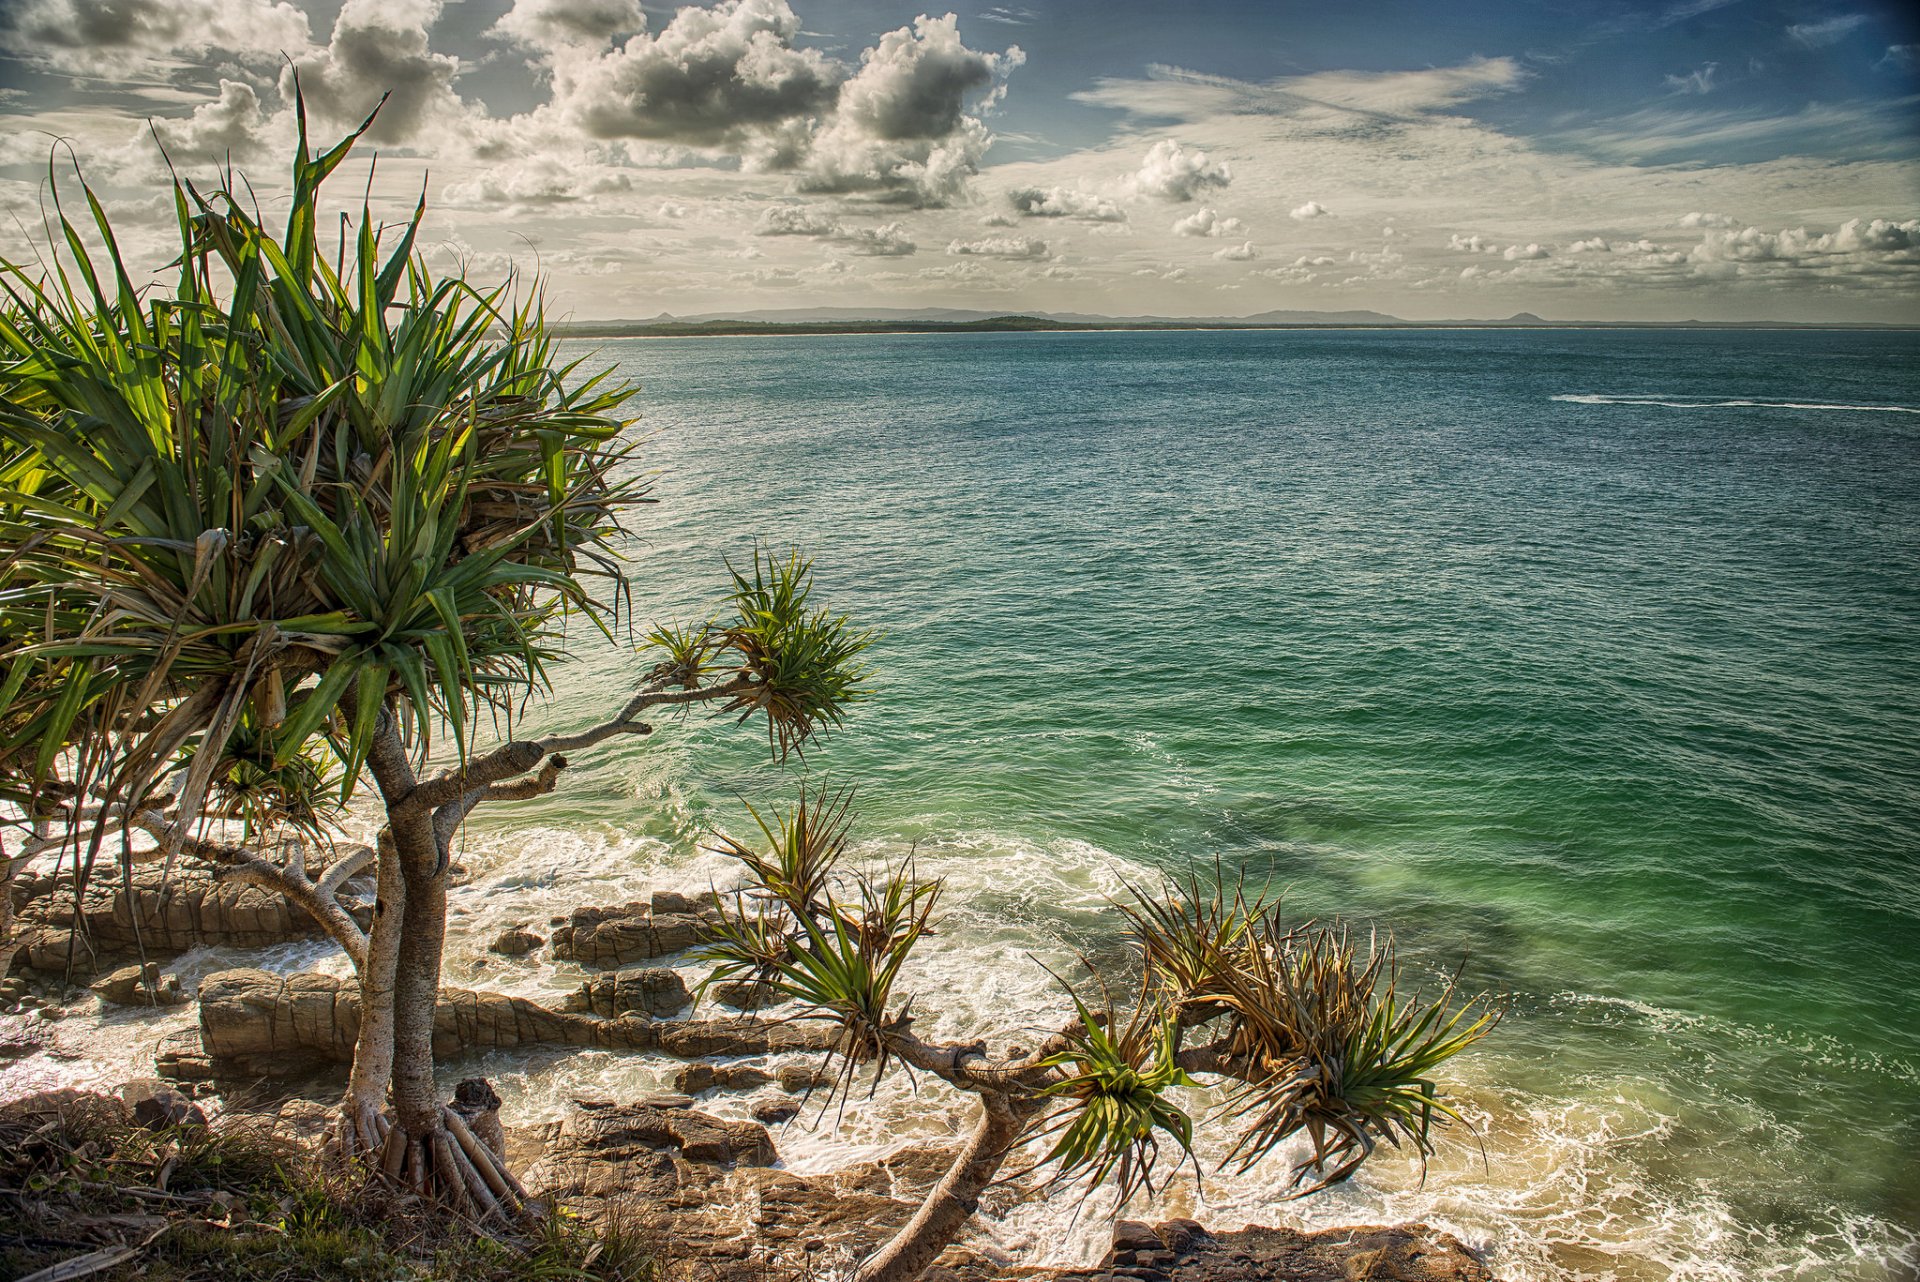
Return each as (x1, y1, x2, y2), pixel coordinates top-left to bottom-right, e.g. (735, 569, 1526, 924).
(91, 961, 188, 1007)
(193, 969, 837, 1075)
(550, 896, 725, 967)
(561, 967, 691, 1018)
(8, 862, 371, 977)
(1050, 1219, 1497, 1282)
(489, 926, 544, 956)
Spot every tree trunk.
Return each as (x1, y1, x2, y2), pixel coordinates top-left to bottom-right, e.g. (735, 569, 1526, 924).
(388, 812, 446, 1139)
(850, 1090, 1041, 1282)
(337, 833, 403, 1158)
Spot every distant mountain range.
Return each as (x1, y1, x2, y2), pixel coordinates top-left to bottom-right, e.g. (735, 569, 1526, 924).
(552, 308, 1907, 336)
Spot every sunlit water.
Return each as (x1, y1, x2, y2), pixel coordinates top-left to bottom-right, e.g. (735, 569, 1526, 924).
(7, 329, 1918, 1281)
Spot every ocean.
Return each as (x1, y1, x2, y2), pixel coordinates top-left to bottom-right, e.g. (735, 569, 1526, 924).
(11, 327, 1918, 1280)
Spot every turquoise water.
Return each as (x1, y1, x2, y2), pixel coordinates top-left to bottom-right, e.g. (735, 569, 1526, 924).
(471, 328, 1919, 1279)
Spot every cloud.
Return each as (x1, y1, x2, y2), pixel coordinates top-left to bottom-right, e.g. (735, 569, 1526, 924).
(1214, 240, 1258, 261)
(756, 204, 841, 236)
(536, 0, 837, 151)
(1503, 242, 1550, 260)
(148, 79, 274, 163)
(0, 0, 311, 76)
(1130, 139, 1230, 201)
(977, 6, 1038, 24)
(1679, 211, 1739, 228)
(798, 13, 1023, 207)
(1691, 217, 1920, 265)
(1076, 56, 1524, 125)
(1448, 233, 1499, 253)
(492, 0, 644, 51)
(1289, 200, 1329, 220)
(753, 204, 917, 255)
(979, 211, 1015, 227)
(1878, 45, 1916, 72)
(947, 235, 1048, 259)
(1787, 14, 1868, 48)
(657, 200, 688, 218)
(1008, 185, 1126, 221)
(1665, 62, 1718, 94)
(1171, 206, 1244, 237)
(284, 0, 468, 144)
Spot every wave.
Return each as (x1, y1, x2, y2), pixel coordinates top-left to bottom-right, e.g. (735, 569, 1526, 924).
(1553, 393, 1920, 414)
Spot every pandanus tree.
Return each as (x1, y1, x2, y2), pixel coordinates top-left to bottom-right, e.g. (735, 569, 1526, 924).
(700, 794, 1499, 1282)
(0, 95, 869, 1211)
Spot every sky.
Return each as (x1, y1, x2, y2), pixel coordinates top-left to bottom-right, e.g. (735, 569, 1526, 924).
(0, 0, 1917, 322)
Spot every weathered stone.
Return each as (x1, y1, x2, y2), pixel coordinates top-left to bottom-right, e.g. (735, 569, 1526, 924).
(489, 927, 545, 957)
(120, 1080, 208, 1131)
(194, 968, 837, 1075)
(673, 1063, 775, 1094)
(776, 1064, 829, 1094)
(91, 961, 187, 1007)
(562, 967, 691, 1018)
(750, 1100, 799, 1125)
(1059, 1221, 1496, 1282)
(7, 861, 372, 977)
(550, 904, 721, 967)
(706, 978, 778, 1010)
(526, 1099, 777, 1206)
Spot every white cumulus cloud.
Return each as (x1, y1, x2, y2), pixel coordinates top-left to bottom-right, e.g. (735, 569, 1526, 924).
(1213, 240, 1258, 261)
(1171, 206, 1244, 237)
(1007, 185, 1126, 222)
(1289, 200, 1329, 220)
(947, 235, 1048, 259)
(1130, 139, 1231, 201)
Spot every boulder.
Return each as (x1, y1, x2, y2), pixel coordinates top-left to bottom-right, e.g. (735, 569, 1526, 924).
(489, 927, 545, 957)
(91, 961, 187, 1007)
(673, 1063, 775, 1095)
(550, 903, 723, 967)
(525, 1099, 776, 1210)
(563, 968, 692, 1018)
(706, 978, 778, 1010)
(8, 861, 373, 977)
(1052, 1220, 1498, 1282)
(118, 1079, 208, 1131)
(194, 969, 839, 1075)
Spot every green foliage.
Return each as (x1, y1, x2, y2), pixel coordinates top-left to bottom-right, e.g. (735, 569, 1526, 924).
(0, 1097, 657, 1282)
(1034, 991, 1199, 1206)
(706, 784, 854, 920)
(0, 91, 642, 838)
(716, 548, 870, 760)
(1125, 881, 1499, 1196)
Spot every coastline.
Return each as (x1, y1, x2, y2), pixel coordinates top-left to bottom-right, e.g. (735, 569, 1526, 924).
(552, 318, 1920, 340)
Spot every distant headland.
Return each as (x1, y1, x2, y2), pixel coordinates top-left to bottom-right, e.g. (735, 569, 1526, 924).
(554, 307, 1915, 338)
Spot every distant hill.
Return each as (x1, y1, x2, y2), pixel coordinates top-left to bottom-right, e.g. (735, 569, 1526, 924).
(555, 309, 1911, 338)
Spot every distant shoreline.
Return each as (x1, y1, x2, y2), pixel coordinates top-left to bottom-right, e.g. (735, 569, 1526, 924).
(554, 317, 1918, 340)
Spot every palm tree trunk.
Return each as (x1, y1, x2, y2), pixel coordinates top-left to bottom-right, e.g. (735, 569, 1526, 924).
(850, 1090, 1041, 1282)
(337, 834, 402, 1158)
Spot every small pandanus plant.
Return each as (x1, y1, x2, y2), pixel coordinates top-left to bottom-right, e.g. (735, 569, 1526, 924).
(696, 797, 1501, 1282)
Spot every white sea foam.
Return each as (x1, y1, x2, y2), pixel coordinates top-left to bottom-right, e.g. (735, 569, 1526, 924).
(1552, 393, 1920, 414)
(7, 818, 1918, 1281)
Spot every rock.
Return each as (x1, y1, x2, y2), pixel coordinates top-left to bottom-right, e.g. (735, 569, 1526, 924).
(706, 978, 778, 1010)
(776, 1064, 829, 1094)
(563, 968, 692, 1018)
(120, 1080, 208, 1131)
(1059, 1221, 1496, 1282)
(8, 863, 372, 977)
(0, 1088, 131, 1130)
(526, 1100, 777, 1207)
(194, 968, 838, 1076)
(750, 1101, 799, 1125)
(34, 1004, 65, 1021)
(649, 890, 704, 916)
(489, 927, 545, 957)
(673, 1063, 775, 1095)
(550, 903, 722, 967)
(91, 961, 187, 1007)
(450, 1078, 507, 1159)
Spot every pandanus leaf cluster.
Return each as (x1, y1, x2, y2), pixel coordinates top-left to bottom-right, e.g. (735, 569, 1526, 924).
(0, 88, 643, 842)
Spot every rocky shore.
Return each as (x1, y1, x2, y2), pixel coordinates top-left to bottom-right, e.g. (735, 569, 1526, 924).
(2, 874, 1501, 1282)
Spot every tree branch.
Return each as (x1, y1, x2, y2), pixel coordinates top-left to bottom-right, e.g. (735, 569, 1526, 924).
(402, 676, 751, 812)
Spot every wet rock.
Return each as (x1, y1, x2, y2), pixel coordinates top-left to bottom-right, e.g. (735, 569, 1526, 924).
(194, 969, 838, 1075)
(1058, 1221, 1496, 1282)
(120, 1080, 208, 1131)
(706, 978, 778, 1010)
(776, 1064, 829, 1094)
(7, 861, 373, 977)
(563, 968, 691, 1018)
(750, 1100, 799, 1125)
(451, 1078, 507, 1159)
(489, 926, 545, 957)
(550, 903, 723, 967)
(91, 961, 188, 1007)
(673, 1063, 775, 1094)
